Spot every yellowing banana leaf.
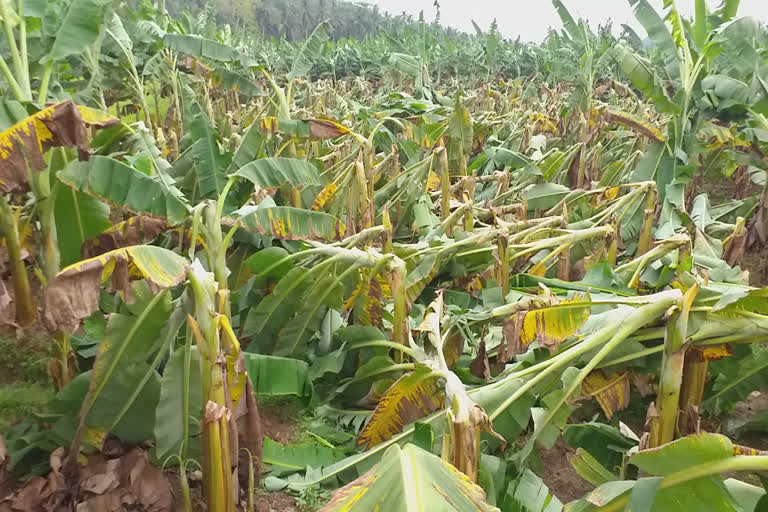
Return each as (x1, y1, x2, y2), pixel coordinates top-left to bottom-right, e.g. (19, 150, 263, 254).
(259, 117, 350, 139)
(343, 273, 389, 328)
(519, 294, 591, 352)
(312, 182, 338, 211)
(605, 110, 666, 143)
(582, 371, 630, 420)
(0, 101, 118, 193)
(43, 245, 189, 332)
(232, 157, 321, 188)
(239, 206, 346, 241)
(320, 443, 498, 512)
(356, 366, 445, 450)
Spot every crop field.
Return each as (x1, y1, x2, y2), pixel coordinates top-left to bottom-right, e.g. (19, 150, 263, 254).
(1, 0, 768, 510)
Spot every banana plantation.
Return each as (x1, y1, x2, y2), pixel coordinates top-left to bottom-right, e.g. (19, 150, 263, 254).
(1, 0, 768, 510)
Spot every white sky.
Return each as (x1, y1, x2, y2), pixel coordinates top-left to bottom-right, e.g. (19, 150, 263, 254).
(363, 0, 768, 42)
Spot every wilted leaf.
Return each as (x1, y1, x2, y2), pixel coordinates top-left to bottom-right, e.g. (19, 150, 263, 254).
(344, 275, 385, 328)
(43, 245, 189, 332)
(59, 156, 189, 224)
(519, 294, 591, 352)
(233, 157, 321, 188)
(631, 433, 734, 476)
(239, 206, 346, 241)
(470, 341, 491, 380)
(263, 438, 343, 476)
(356, 366, 445, 450)
(259, 117, 349, 139)
(0, 101, 117, 193)
(582, 371, 630, 420)
(605, 110, 665, 142)
(82, 216, 170, 259)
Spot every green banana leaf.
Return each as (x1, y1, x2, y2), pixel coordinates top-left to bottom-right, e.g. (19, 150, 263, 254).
(46, 0, 111, 63)
(163, 33, 257, 67)
(319, 444, 498, 512)
(233, 157, 321, 188)
(238, 206, 346, 241)
(289, 21, 330, 79)
(59, 156, 189, 224)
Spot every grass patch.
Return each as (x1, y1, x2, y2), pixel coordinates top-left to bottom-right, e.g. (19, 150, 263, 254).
(0, 332, 51, 385)
(0, 330, 54, 430)
(0, 382, 52, 430)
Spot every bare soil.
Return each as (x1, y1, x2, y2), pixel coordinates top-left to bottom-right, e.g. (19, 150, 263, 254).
(259, 399, 301, 445)
(538, 438, 594, 504)
(254, 491, 299, 512)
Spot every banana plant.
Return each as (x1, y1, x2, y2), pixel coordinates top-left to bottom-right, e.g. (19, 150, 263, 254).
(0, 0, 114, 103)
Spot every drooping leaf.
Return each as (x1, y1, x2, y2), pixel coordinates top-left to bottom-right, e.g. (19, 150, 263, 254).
(289, 21, 330, 80)
(319, 444, 498, 512)
(43, 245, 189, 332)
(258, 117, 350, 139)
(243, 353, 312, 398)
(704, 345, 768, 414)
(605, 110, 665, 142)
(263, 438, 343, 476)
(563, 422, 637, 473)
(81, 216, 171, 259)
(233, 157, 321, 188)
(447, 93, 473, 172)
(500, 468, 563, 512)
(569, 448, 616, 486)
(239, 207, 346, 241)
(609, 43, 678, 114)
(524, 183, 571, 211)
(59, 156, 188, 224)
(581, 370, 630, 420)
(163, 33, 256, 67)
(53, 365, 161, 445)
(0, 101, 118, 193)
(631, 433, 733, 475)
(356, 366, 445, 450)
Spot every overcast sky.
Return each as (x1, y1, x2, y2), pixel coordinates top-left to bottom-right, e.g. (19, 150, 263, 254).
(362, 0, 768, 42)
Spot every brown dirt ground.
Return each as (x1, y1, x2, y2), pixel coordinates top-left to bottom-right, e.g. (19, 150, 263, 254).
(538, 438, 594, 504)
(259, 400, 300, 445)
(254, 491, 299, 512)
(256, 400, 300, 511)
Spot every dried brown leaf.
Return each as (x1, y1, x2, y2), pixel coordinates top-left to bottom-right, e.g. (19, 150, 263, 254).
(0, 101, 118, 194)
(309, 119, 349, 138)
(43, 246, 188, 332)
(469, 341, 491, 380)
(81, 216, 170, 259)
(204, 400, 230, 424)
(499, 313, 525, 364)
(582, 371, 630, 420)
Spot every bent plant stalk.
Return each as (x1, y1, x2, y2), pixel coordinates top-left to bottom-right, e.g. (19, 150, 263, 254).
(649, 285, 698, 448)
(0, 196, 34, 326)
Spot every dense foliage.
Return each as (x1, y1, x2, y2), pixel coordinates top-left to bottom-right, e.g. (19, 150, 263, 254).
(1, 0, 768, 511)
